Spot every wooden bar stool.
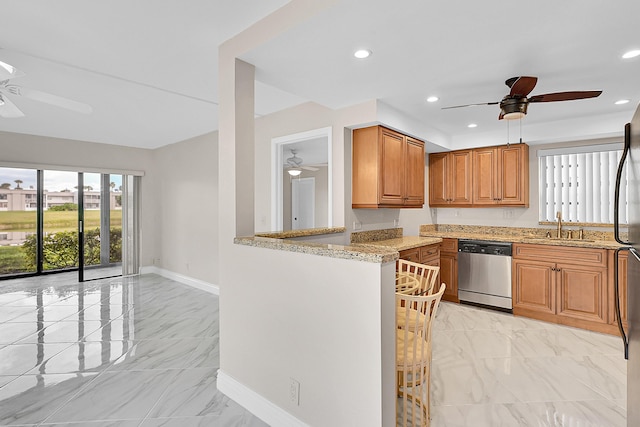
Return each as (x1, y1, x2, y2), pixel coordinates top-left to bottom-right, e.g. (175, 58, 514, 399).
(396, 283, 445, 427)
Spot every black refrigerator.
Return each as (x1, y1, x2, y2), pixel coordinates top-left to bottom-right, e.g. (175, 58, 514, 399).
(614, 102, 640, 425)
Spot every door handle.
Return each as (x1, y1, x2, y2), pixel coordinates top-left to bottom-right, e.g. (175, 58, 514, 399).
(614, 247, 629, 359)
(614, 124, 631, 245)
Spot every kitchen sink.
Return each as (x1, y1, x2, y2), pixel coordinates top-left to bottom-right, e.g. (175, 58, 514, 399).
(523, 237, 596, 243)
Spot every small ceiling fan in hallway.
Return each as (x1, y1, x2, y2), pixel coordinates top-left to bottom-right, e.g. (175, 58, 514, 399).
(285, 149, 320, 172)
(0, 59, 93, 118)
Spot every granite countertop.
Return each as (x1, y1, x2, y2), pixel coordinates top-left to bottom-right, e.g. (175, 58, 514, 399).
(255, 227, 346, 239)
(234, 235, 399, 263)
(419, 229, 624, 250)
(355, 235, 442, 251)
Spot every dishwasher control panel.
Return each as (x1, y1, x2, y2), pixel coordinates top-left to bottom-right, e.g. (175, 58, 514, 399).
(458, 240, 512, 257)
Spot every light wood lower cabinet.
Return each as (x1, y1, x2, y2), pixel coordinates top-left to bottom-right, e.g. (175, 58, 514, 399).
(512, 243, 614, 334)
(513, 259, 555, 318)
(399, 243, 441, 289)
(439, 238, 458, 303)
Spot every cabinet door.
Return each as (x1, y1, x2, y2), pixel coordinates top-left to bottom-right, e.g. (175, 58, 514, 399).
(450, 150, 473, 205)
(440, 253, 458, 302)
(428, 152, 449, 206)
(472, 147, 497, 205)
(404, 137, 425, 206)
(608, 250, 628, 328)
(499, 144, 528, 205)
(557, 264, 607, 324)
(379, 129, 405, 205)
(513, 259, 555, 315)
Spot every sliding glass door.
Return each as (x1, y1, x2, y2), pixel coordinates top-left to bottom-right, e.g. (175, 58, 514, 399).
(80, 173, 123, 281)
(42, 170, 79, 273)
(0, 167, 38, 276)
(0, 166, 139, 282)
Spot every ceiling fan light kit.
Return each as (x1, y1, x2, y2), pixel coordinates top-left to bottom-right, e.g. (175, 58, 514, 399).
(500, 97, 528, 120)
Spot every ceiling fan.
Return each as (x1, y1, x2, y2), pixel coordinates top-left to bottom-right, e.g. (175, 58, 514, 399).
(443, 76, 602, 120)
(285, 149, 320, 172)
(0, 59, 92, 118)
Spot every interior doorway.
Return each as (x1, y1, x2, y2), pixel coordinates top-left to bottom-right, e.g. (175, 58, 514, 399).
(291, 177, 315, 229)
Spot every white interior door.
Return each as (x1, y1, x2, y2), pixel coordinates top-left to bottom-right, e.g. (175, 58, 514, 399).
(292, 177, 315, 230)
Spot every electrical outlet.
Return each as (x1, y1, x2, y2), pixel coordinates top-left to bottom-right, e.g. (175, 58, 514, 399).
(394, 219, 400, 227)
(289, 378, 300, 405)
(353, 221, 362, 230)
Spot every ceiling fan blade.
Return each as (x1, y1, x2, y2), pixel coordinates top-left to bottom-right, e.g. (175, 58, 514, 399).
(5, 85, 93, 114)
(508, 76, 538, 97)
(0, 93, 25, 118)
(0, 60, 25, 81)
(301, 166, 320, 171)
(529, 91, 602, 103)
(442, 101, 499, 109)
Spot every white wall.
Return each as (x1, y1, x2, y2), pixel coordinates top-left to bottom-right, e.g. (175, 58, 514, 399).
(254, 100, 377, 232)
(152, 132, 219, 284)
(0, 130, 157, 266)
(220, 243, 396, 427)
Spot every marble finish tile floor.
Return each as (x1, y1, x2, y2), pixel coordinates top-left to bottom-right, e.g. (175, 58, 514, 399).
(0, 272, 628, 426)
(0, 272, 267, 427)
(430, 302, 627, 426)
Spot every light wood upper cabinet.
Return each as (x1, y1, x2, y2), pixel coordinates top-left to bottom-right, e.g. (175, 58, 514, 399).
(429, 143, 528, 208)
(428, 150, 472, 207)
(472, 143, 529, 206)
(352, 126, 425, 208)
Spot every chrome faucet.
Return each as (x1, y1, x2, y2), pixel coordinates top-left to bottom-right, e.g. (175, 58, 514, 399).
(556, 211, 563, 238)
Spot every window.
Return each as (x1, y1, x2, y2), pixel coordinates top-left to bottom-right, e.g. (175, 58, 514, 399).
(538, 143, 628, 224)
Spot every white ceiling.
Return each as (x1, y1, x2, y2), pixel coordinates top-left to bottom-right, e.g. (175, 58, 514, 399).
(1, 0, 639, 150)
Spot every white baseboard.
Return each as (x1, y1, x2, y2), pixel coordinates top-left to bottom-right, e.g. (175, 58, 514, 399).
(140, 265, 219, 295)
(217, 369, 309, 427)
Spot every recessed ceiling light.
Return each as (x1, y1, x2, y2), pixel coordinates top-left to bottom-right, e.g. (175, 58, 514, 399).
(615, 99, 630, 105)
(467, 123, 478, 128)
(426, 96, 439, 103)
(354, 49, 371, 59)
(622, 49, 640, 59)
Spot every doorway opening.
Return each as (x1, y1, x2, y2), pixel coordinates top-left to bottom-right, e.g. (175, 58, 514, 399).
(271, 127, 332, 231)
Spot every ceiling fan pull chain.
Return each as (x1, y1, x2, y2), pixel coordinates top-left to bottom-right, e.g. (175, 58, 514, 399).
(519, 117, 523, 144)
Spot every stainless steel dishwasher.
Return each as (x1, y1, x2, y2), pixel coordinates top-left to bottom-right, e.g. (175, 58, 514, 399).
(457, 239, 513, 311)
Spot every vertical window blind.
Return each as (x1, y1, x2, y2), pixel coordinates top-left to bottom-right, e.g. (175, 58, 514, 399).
(538, 144, 628, 224)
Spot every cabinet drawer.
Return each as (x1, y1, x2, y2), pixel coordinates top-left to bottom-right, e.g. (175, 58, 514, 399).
(513, 243, 606, 267)
(399, 248, 420, 263)
(420, 244, 440, 263)
(440, 238, 458, 254)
